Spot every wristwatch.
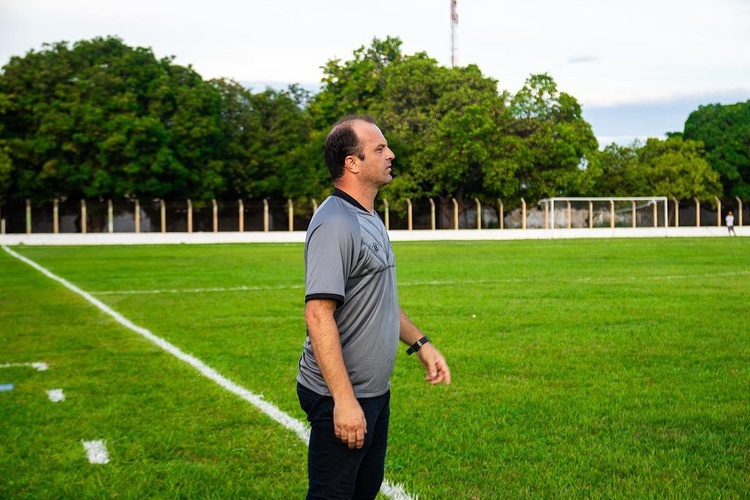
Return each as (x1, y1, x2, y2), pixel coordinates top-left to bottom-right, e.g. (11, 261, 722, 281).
(406, 336, 430, 355)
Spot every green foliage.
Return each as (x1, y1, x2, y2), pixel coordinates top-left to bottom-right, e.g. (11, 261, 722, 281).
(378, 60, 516, 205)
(505, 74, 599, 201)
(591, 141, 640, 196)
(249, 87, 317, 199)
(209, 78, 263, 198)
(637, 137, 721, 200)
(0, 148, 10, 200)
(309, 36, 403, 128)
(0, 38, 228, 201)
(0, 94, 10, 200)
(210, 79, 320, 200)
(684, 101, 750, 200)
(0, 37, 330, 204)
(594, 137, 721, 200)
(311, 39, 521, 212)
(0, 35, 742, 206)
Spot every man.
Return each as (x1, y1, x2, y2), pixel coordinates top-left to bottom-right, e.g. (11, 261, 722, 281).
(297, 115, 451, 499)
(726, 211, 737, 236)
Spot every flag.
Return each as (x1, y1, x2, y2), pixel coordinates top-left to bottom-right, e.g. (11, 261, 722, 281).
(451, 0, 458, 23)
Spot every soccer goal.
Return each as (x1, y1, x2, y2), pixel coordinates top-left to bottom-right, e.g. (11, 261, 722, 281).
(538, 197, 669, 229)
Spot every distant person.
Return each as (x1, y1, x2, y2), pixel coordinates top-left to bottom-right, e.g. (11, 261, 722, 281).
(297, 115, 451, 499)
(726, 211, 737, 236)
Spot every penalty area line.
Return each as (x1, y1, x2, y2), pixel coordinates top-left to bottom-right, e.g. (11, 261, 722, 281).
(1, 245, 414, 500)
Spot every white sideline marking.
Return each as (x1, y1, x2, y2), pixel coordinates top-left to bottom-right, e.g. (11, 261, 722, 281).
(0, 362, 48, 371)
(82, 440, 109, 464)
(2, 245, 414, 500)
(47, 389, 65, 402)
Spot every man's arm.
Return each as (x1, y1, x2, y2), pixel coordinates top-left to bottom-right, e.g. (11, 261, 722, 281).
(304, 298, 367, 449)
(399, 308, 451, 386)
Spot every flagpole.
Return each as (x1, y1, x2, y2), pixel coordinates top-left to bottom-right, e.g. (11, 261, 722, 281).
(450, 0, 458, 68)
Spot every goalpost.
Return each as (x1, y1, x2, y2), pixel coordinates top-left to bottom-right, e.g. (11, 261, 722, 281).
(538, 197, 669, 229)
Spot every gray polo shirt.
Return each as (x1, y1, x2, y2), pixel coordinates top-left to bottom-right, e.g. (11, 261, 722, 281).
(297, 189, 399, 398)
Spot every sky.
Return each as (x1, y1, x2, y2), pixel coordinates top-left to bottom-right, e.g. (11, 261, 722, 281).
(2, 0, 749, 145)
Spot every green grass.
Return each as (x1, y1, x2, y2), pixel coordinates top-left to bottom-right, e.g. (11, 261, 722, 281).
(1, 238, 748, 498)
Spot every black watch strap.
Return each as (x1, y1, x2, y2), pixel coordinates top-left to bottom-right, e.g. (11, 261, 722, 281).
(406, 336, 430, 355)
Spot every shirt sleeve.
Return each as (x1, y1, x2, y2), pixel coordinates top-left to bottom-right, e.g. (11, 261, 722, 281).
(304, 214, 357, 305)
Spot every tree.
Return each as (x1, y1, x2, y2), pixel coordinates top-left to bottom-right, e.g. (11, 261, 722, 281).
(210, 78, 263, 198)
(201, 80, 323, 201)
(309, 37, 403, 129)
(636, 137, 721, 200)
(0, 37, 225, 202)
(591, 141, 640, 196)
(248, 86, 320, 199)
(311, 38, 518, 209)
(3, 34, 735, 210)
(683, 101, 750, 200)
(310, 45, 601, 209)
(594, 137, 721, 200)
(0, 93, 11, 201)
(504, 74, 599, 202)
(374, 59, 516, 205)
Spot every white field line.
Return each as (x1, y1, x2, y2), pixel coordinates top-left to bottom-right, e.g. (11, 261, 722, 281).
(46, 389, 65, 402)
(94, 284, 304, 295)
(2, 245, 414, 500)
(402, 270, 750, 287)
(90, 270, 750, 296)
(82, 440, 110, 464)
(0, 362, 49, 371)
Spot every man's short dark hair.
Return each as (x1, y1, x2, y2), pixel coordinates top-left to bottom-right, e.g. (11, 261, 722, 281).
(324, 114, 376, 180)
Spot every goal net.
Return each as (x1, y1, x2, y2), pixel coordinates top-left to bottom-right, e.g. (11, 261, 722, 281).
(537, 197, 669, 229)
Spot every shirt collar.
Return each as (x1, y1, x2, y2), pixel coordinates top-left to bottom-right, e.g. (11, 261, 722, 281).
(333, 188, 369, 213)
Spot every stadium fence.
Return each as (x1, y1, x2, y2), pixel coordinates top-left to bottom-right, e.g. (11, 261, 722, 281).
(0, 196, 745, 235)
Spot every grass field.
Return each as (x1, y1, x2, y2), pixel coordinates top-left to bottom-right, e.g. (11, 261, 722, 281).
(1, 238, 748, 499)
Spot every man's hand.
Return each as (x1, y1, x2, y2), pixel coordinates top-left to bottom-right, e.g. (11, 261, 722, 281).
(398, 308, 452, 386)
(333, 397, 367, 449)
(418, 343, 452, 386)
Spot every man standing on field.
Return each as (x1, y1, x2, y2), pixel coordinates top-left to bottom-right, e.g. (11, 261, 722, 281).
(297, 114, 451, 499)
(726, 211, 737, 236)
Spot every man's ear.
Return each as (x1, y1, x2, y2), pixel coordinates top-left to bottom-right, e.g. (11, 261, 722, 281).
(344, 155, 360, 174)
